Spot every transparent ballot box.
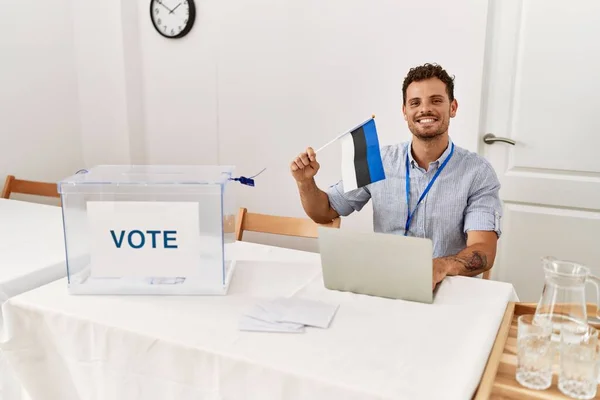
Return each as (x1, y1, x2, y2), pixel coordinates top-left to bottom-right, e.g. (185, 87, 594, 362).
(57, 165, 237, 295)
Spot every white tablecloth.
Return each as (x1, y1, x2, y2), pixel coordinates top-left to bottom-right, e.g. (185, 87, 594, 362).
(0, 241, 518, 400)
(0, 199, 67, 400)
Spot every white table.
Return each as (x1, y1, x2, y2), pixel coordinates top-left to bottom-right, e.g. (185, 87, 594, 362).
(0, 198, 68, 400)
(0, 240, 518, 400)
(0, 198, 66, 304)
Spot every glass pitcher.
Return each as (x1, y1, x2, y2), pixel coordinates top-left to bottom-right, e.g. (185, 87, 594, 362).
(534, 256, 600, 342)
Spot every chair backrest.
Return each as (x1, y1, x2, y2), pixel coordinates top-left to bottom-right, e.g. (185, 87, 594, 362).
(1, 175, 60, 200)
(234, 207, 341, 241)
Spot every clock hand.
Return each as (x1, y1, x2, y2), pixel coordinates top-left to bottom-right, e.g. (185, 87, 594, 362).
(156, 0, 173, 13)
(170, 3, 181, 13)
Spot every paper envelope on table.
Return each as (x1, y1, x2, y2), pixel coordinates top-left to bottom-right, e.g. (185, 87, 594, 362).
(239, 303, 305, 333)
(238, 315, 305, 333)
(269, 297, 339, 329)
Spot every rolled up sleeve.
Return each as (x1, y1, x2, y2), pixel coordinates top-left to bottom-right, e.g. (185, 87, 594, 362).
(463, 162, 503, 237)
(326, 180, 372, 217)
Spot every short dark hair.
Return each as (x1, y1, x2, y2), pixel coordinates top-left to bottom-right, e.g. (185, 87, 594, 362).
(402, 63, 455, 105)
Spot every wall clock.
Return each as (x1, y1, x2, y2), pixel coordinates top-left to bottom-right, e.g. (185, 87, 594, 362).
(150, 0, 196, 39)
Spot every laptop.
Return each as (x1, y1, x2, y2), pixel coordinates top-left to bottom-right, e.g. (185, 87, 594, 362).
(317, 227, 434, 304)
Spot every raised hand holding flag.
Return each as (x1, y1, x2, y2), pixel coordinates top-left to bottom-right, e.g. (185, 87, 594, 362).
(316, 115, 386, 192)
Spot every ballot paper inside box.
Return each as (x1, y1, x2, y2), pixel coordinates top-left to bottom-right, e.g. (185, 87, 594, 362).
(57, 165, 238, 295)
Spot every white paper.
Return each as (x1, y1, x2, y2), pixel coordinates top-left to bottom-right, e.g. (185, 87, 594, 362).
(240, 297, 340, 333)
(240, 302, 305, 333)
(242, 297, 340, 331)
(239, 316, 305, 333)
(272, 297, 339, 328)
(86, 201, 203, 278)
(244, 303, 282, 324)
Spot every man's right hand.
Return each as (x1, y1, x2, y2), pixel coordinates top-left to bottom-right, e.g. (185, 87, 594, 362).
(290, 147, 320, 183)
(290, 147, 338, 224)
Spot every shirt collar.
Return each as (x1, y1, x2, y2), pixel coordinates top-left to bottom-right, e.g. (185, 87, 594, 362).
(408, 137, 454, 169)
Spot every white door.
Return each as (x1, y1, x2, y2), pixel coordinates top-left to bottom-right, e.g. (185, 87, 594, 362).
(480, 0, 600, 302)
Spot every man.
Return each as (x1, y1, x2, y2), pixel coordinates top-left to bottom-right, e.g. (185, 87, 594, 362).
(290, 63, 502, 289)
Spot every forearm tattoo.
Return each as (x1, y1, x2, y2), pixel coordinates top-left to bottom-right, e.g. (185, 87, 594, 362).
(449, 251, 488, 272)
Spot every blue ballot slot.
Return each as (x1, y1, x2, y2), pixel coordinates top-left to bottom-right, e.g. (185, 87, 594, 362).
(57, 165, 238, 295)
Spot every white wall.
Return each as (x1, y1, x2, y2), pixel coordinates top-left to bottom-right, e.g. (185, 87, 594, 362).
(70, 0, 146, 166)
(136, 0, 489, 248)
(138, 0, 219, 166)
(0, 0, 84, 195)
(69, 0, 489, 250)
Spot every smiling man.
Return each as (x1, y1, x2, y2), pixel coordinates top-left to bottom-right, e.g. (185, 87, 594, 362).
(290, 63, 502, 289)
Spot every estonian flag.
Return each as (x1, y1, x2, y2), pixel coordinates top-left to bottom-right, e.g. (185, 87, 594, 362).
(341, 117, 385, 192)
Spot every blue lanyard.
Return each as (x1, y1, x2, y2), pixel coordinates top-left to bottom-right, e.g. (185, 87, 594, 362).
(404, 143, 455, 236)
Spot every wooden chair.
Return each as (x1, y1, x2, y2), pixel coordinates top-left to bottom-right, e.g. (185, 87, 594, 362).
(235, 207, 341, 241)
(1, 175, 60, 200)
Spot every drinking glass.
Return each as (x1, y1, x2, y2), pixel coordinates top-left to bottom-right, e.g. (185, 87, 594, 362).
(516, 314, 553, 390)
(559, 324, 599, 399)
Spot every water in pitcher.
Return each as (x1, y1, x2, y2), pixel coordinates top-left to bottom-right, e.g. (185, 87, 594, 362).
(534, 257, 600, 342)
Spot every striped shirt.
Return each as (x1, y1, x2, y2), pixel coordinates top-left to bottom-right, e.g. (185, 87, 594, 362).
(326, 138, 502, 258)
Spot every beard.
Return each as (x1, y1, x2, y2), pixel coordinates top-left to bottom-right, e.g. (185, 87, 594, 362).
(407, 116, 449, 142)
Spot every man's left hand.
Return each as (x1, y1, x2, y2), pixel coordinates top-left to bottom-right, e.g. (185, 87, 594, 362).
(431, 231, 499, 290)
(432, 259, 449, 290)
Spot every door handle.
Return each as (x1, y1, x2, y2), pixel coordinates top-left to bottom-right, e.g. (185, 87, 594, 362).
(483, 133, 516, 145)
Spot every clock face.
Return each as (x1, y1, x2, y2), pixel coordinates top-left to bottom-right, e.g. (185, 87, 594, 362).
(150, 0, 195, 39)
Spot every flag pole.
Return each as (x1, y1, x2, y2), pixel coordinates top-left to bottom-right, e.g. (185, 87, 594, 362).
(315, 114, 375, 154)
